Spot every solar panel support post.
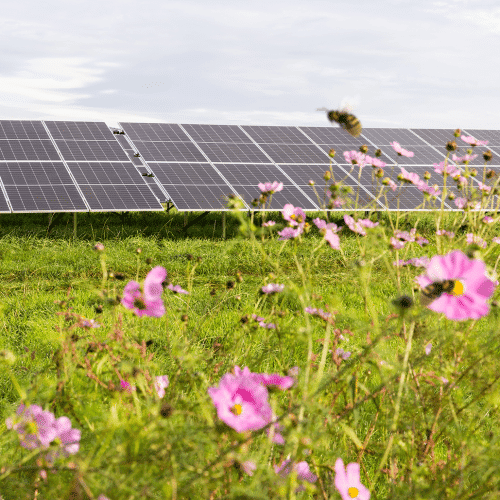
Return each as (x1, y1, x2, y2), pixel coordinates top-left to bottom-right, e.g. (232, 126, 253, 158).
(183, 211, 210, 233)
(47, 212, 65, 232)
(222, 211, 226, 239)
(73, 212, 77, 239)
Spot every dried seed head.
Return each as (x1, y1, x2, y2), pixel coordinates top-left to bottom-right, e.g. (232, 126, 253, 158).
(392, 295, 414, 309)
(186, 254, 193, 260)
(181, 314, 188, 322)
(483, 150, 493, 162)
(145, 257, 153, 265)
(374, 149, 382, 157)
(470, 168, 478, 177)
(160, 402, 173, 418)
(95, 304, 103, 314)
(226, 281, 235, 290)
(446, 140, 457, 152)
(359, 144, 368, 154)
(114, 272, 124, 281)
(486, 169, 496, 179)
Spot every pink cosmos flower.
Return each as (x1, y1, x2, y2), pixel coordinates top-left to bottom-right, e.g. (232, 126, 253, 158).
(262, 220, 276, 227)
(415, 250, 497, 320)
(45, 416, 82, 462)
(343, 150, 367, 168)
(155, 375, 170, 398)
(476, 181, 491, 193)
(398, 167, 420, 185)
(207, 369, 272, 433)
(121, 266, 167, 317)
(6, 404, 58, 450)
(258, 181, 283, 194)
(454, 197, 467, 209)
(382, 177, 398, 191)
(425, 342, 432, 355)
(167, 283, 189, 295)
(282, 204, 306, 227)
(334, 458, 370, 500)
(241, 460, 257, 476)
(390, 142, 414, 157)
(261, 283, 285, 294)
(233, 366, 295, 391)
(452, 153, 478, 164)
(313, 218, 342, 250)
(278, 226, 304, 240)
(461, 135, 488, 147)
(343, 215, 378, 236)
(434, 160, 460, 177)
(365, 155, 386, 168)
(466, 233, 487, 249)
(275, 457, 318, 493)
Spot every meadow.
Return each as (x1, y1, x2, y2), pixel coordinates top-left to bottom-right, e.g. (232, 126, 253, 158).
(1, 135, 500, 499)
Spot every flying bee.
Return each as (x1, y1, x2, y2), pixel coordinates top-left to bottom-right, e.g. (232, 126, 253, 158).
(317, 103, 362, 138)
(419, 280, 455, 307)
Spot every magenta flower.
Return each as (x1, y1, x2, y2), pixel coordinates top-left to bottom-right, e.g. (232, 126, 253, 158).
(425, 342, 432, 355)
(262, 220, 276, 227)
(258, 181, 283, 194)
(167, 283, 189, 295)
(343, 150, 367, 168)
(398, 167, 420, 185)
(234, 366, 295, 391)
(343, 215, 378, 236)
(241, 460, 257, 476)
(121, 266, 167, 317)
(207, 369, 272, 433)
(334, 458, 370, 500)
(461, 135, 488, 146)
(390, 141, 414, 157)
(261, 283, 285, 294)
(282, 204, 306, 227)
(275, 457, 318, 493)
(6, 404, 58, 450)
(365, 155, 386, 168)
(155, 375, 170, 398)
(415, 250, 497, 320)
(277, 226, 304, 240)
(313, 218, 342, 250)
(6, 404, 81, 463)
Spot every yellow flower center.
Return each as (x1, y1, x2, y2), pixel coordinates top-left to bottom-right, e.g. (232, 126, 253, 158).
(133, 297, 147, 310)
(348, 486, 359, 498)
(231, 404, 242, 416)
(26, 421, 38, 434)
(452, 280, 464, 296)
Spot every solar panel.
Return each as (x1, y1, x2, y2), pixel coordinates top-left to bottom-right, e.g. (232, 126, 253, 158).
(242, 125, 312, 144)
(43, 121, 164, 212)
(181, 124, 253, 144)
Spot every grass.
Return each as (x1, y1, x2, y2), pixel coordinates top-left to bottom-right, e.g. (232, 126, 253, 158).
(0, 205, 499, 499)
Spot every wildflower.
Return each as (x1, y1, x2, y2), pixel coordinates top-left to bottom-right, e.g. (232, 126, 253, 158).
(425, 343, 432, 355)
(305, 307, 332, 321)
(343, 215, 378, 236)
(390, 141, 414, 157)
(241, 460, 257, 476)
(120, 380, 135, 393)
(155, 375, 169, 399)
(454, 197, 467, 209)
(415, 250, 497, 320)
(335, 348, 352, 360)
(258, 181, 283, 194)
(461, 135, 489, 147)
(45, 416, 81, 462)
(452, 153, 478, 164)
(207, 369, 272, 433)
(79, 318, 101, 329)
(6, 404, 58, 450)
(466, 233, 487, 249)
(382, 178, 398, 191)
(261, 283, 285, 294)
(334, 458, 371, 500)
(93, 242, 105, 252)
(313, 218, 342, 250)
(274, 457, 318, 493)
(365, 155, 386, 168)
(398, 167, 420, 185)
(483, 216, 494, 223)
(234, 366, 295, 391)
(167, 283, 189, 295)
(343, 150, 367, 167)
(282, 204, 306, 227)
(121, 266, 167, 317)
(262, 220, 276, 227)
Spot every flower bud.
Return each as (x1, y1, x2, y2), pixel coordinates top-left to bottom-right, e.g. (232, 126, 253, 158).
(454, 128, 461, 137)
(328, 148, 336, 158)
(424, 171, 431, 180)
(470, 168, 478, 177)
(226, 281, 235, 290)
(308, 179, 315, 186)
(375, 168, 384, 178)
(93, 242, 105, 252)
(486, 169, 496, 179)
(323, 171, 331, 181)
(374, 149, 382, 157)
(359, 144, 368, 154)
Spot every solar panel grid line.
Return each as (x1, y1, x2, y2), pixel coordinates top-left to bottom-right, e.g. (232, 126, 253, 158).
(295, 127, 387, 210)
(40, 121, 92, 211)
(177, 125, 251, 210)
(0, 176, 12, 212)
(227, 125, 321, 210)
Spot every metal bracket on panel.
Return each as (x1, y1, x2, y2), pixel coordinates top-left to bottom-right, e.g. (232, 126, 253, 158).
(182, 211, 210, 233)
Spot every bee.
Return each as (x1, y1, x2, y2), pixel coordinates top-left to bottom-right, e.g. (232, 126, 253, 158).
(420, 280, 455, 307)
(317, 102, 362, 138)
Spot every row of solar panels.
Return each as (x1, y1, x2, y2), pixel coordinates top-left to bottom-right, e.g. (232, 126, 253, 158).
(0, 120, 497, 213)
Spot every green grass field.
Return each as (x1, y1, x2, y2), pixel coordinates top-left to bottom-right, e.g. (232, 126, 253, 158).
(0, 207, 499, 499)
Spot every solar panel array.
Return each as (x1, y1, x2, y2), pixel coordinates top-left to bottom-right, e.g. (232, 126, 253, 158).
(0, 119, 497, 213)
(0, 120, 164, 213)
(118, 122, 500, 212)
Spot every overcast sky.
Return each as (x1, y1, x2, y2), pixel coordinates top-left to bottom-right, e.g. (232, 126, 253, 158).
(0, 0, 498, 131)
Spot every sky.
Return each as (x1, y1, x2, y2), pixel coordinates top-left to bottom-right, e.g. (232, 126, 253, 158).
(0, 0, 498, 131)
